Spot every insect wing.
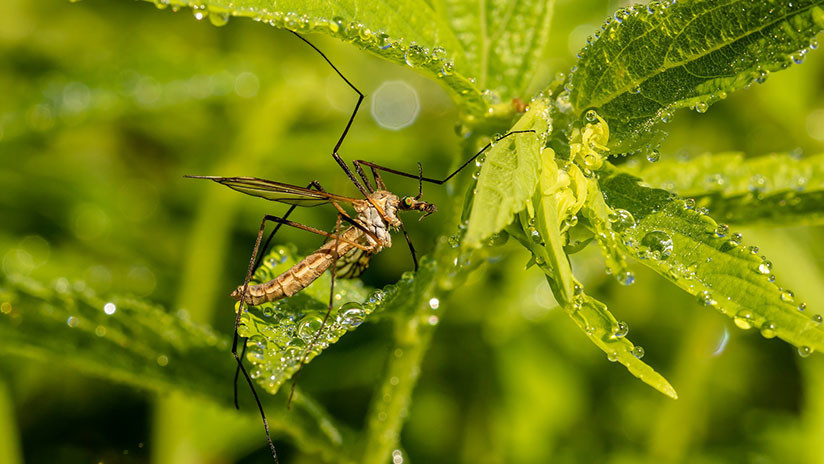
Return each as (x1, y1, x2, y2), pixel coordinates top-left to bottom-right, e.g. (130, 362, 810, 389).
(335, 246, 373, 278)
(188, 176, 358, 207)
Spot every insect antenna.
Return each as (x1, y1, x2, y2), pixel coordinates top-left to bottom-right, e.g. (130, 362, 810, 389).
(352, 130, 537, 186)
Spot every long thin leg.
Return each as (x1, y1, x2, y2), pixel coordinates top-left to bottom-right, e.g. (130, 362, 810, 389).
(232, 212, 376, 463)
(288, 31, 399, 228)
(232, 216, 280, 463)
(353, 130, 537, 186)
(289, 31, 372, 200)
(399, 222, 418, 271)
(238, 181, 325, 409)
(287, 213, 344, 408)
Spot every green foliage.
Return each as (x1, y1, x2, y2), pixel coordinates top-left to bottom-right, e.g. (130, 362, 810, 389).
(4, 0, 824, 462)
(138, 0, 554, 115)
(625, 152, 824, 226)
(0, 273, 355, 461)
(568, 0, 824, 153)
(463, 99, 549, 247)
(599, 168, 824, 356)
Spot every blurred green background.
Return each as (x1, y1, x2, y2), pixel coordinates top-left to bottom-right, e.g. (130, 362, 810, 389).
(2, 0, 824, 463)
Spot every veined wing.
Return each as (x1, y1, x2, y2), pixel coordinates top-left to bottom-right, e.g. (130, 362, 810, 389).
(185, 176, 360, 207)
(335, 246, 373, 278)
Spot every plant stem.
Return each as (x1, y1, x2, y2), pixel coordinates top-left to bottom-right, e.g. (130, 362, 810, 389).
(0, 379, 22, 464)
(362, 282, 438, 464)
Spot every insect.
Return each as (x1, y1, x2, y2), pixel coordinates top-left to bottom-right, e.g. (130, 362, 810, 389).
(187, 30, 534, 464)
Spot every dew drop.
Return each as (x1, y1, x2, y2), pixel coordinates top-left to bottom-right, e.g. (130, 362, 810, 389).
(404, 44, 428, 67)
(646, 149, 660, 163)
(209, 10, 229, 27)
(156, 354, 169, 366)
(695, 101, 709, 113)
(760, 321, 777, 339)
(616, 270, 635, 286)
(798, 345, 813, 358)
(339, 305, 365, 329)
(66, 316, 79, 328)
(715, 224, 729, 238)
(564, 215, 579, 228)
(631, 345, 645, 359)
(780, 289, 795, 302)
(440, 61, 454, 76)
(528, 227, 542, 244)
(799, 302, 807, 311)
(297, 315, 323, 341)
(246, 341, 266, 363)
(698, 290, 716, 306)
(609, 209, 636, 233)
(613, 321, 629, 338)
(733, 310, 753, 330)
(330, 16, 344, 33)
(640, 230, 673, 259)
(584, 109, 598, 122)
(813, 314, 823, 324)
(429, 298, 440, 310)
(758, 260, 772, 274)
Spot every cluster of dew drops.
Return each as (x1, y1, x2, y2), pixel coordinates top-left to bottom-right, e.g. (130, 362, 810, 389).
(606, 194, 821, 358)
(561, 0, 824, 140)
(153, 0, 466, 88)
(234, 247, 441, 394)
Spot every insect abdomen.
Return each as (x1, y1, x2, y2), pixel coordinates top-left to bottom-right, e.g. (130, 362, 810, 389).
(231, 227, 366, 305)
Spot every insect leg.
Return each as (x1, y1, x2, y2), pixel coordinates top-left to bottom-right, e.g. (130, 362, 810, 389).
(232, 215, 280, 463)
(399, 221, 418, 271)
(237, 181, 325, 409)
(232, 212, 375, 462)
(353, 130, 537, 185)
(288, 31, 372, 200)
(287, 213, 345, 408)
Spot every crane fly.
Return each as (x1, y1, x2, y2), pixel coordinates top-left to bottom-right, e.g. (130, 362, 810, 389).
(186, 175, 437, 307)
(187, 29, 535, 464)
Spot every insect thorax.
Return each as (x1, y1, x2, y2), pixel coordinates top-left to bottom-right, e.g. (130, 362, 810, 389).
(354, 190, 401, 249)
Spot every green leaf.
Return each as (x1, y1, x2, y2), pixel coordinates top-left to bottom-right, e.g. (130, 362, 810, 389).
(0, 273, 355, 461)
(508, 210, 675, 399)
(599, 166, 824, 356)
(430, 0, 555, 99)
(624, 152, 824, 226)
(138, 0, 489, 112)
(236, 246, 386, 395)
(562, 290, 677, 399)
(463, 99, 550, 248)
(569, 0, 824, 153)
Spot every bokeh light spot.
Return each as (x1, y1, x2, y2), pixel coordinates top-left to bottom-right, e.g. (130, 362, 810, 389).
(371, 80, 420, 130)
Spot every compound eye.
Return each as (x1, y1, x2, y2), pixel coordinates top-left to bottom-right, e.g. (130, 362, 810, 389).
(403, 197, 414, 206)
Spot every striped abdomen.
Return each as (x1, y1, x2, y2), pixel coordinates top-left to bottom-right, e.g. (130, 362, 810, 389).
(231, 226, 371, 305)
